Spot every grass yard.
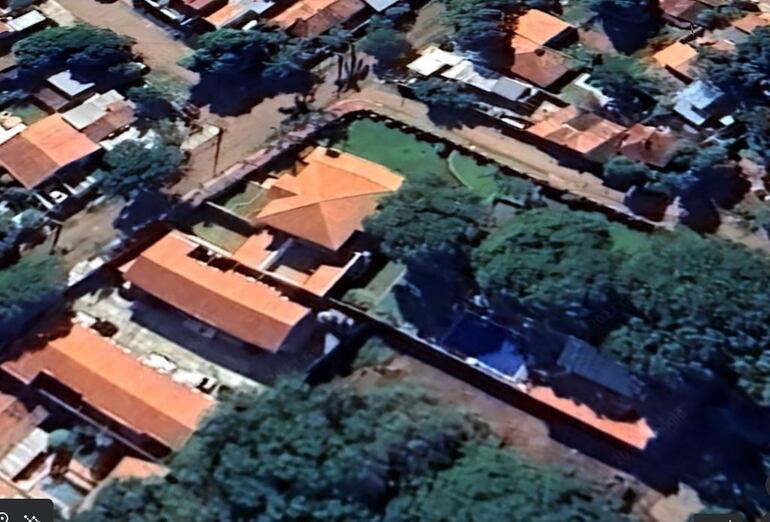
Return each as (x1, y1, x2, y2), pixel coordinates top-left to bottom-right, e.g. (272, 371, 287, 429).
(9, 103, 47, 124)
(334, 118, 502, 199)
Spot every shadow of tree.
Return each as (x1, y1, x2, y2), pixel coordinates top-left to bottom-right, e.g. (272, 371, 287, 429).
(189, 70, 316, 117)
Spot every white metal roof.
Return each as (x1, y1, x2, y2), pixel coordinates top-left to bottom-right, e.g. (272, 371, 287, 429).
(407, 46, 464, 76)
(7, 10, 46, 32)
(62, 90, 126, 130)
(47, 70, 94, 98)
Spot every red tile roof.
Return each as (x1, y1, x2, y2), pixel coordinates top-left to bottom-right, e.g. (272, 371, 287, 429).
(273, 0, 366, 37)
(618, 124, 681, 168)
(255, 147, 403, 250)
(1, 325, 214, 450)
(512, 9, 575, 47)
(0, 114, 99, 188)
(528, 105, 626, 156)
(510, 36, 571, 88)
(123, 231, 310, 351)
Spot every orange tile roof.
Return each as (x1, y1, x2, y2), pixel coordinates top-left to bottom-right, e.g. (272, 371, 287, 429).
(255, 147, 403, 250)
(732, 12, 770, 33)
(272, 0, 366, 37)
(527, 106, 626, 155)
(652, 41, 697, 77)
(528, 385, 655, 449)
(205, 2, 245, 27)
(0, 114, 99, 188)
(513, 9, 575, 47)
(1, 325, 214, 450)
(618, 123, 681, 168)
(510, 36, 571, 88)
(123, 231, 310, 351)
(233, 231, 349, 296)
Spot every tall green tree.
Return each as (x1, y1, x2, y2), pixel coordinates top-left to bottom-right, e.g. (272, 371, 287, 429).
(12, 24, 134, 76)
(589, 56, 659, 122)
(364, 177, 488, 260)
(97, 140, 183, 200)
(0, 254, 63, 342)
(472, 208, 770, 404)
(701, 26, 770, 104)
(73, 379, 630, 522)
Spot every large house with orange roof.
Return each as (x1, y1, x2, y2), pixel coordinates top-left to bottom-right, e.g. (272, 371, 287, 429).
(0, 324, 207, 514)
(253, 147, 403, 251)
(0, 114, 99, 189)
(0, 325, 214, 456)
(122, 230, 314, 352)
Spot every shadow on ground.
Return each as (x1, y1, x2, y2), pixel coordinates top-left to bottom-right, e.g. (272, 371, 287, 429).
(189, 71, 316, 116)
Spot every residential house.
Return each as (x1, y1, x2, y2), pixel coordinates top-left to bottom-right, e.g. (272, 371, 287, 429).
(62, 90, 137, 143)
(203, 0, 276, 28)
(510, 9, 577, 48)
(0, 114, 100, 189)
(122, 231, 314, 352)
(617, 123, 683, 168)
(510, 36, 572, 89)
(673, 79, 728, 126)
(526, 104, 627, 162)
(253, 147, 403, 251)
(270, 0, 368, 37)
(46, 70, 95, 104)
(508, 9, 576, 90)
(652, 41, 698, 82)
(230, 229, 361, 297)
(0, 324, 214, 456)
(407, 46, 535, 108)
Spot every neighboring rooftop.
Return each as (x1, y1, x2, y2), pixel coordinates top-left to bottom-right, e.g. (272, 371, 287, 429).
(527, 105, 626, 157)
(653, 41, 697, 80)
(254, 147, 403, 251)
(271, 0, 366, 37)
(510, 36, 571, 88)
(122, 231, 311, 351)
(512, 9, 576, 47)
(618, 123, 682, 168)
(0, 114, 99, 188)
(1, 325, 214, 451)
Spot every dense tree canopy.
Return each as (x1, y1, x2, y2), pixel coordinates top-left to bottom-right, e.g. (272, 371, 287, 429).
(360, 15, 411, 68)
(602, 156, 653, 191)
(588, 56, 659, 122)
(364, 178, 488, 260)
(12, 24, 134, 76)
(97, 140, 183, 200)
(702, 26, 770, 104)
(410, 78, 477, 110)
(472, 208, 770, 403)
(181, 28, 299, 77)
(73, 379, 627, 522)
(0, 254, 63, 341)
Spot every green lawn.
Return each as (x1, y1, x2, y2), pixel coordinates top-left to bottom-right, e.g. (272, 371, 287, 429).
(9, 103, 47, 124)
(335, 119, 503, 199)
(335, 119, 454, 183)
(447, 151, 500, 201)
